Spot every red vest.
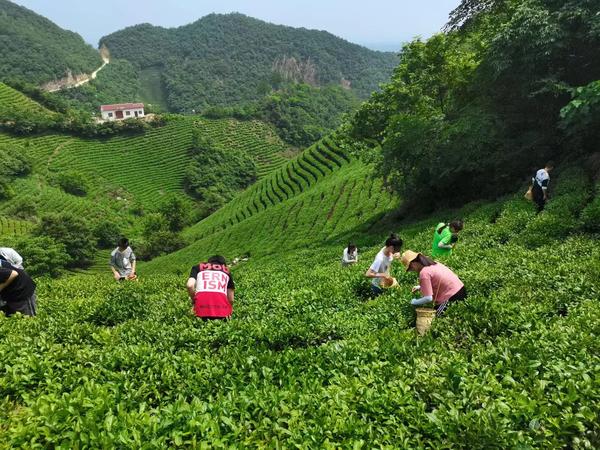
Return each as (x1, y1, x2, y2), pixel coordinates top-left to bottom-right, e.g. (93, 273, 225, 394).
(193, 263, 232, 318)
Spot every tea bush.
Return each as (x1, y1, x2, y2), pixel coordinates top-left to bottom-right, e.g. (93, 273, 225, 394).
(0, 174, 598, 447)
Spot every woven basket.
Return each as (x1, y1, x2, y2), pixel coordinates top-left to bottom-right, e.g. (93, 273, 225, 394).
(381, 277, 399, 289)
(415, 308, 436, 336)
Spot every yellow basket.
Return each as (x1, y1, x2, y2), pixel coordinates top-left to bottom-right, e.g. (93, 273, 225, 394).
(415, 308, 436, 336)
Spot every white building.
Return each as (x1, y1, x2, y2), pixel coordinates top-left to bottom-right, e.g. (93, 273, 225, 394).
(100, 103, 145, 121)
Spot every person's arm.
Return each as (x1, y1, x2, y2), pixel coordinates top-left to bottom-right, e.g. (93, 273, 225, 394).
(342, 249, 351, 264)
(227, 289, 234, 305)
(411, 271, 433, 305)
(365, 268, 391, 280)
(186, 278, 196, 302)
(438, 231, 454, 249)
(131, 259, 137, 276)
(0, 270, 18, 292)
(109, 253, 121, 280)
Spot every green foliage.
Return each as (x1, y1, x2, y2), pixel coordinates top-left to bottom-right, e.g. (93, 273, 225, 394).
(100, 13, 397, 112)
(33, 213, 96, 268)
(184, 132, 257, 215)
(0, 0, 101, 84)
(0, 143, 31, 178)
(55, 59, 144, 113)
(157, 195, 192, 232)
(10, 235, 69, 278)
(351, 0, 600, 209)
(257, 83, 359, 147)
(0, 175, 599, 446)
(93, 220, 122, 249)
(51, 170, 89, 196)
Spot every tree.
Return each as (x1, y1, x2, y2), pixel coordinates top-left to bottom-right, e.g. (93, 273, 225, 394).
(33, 213, 96, 268)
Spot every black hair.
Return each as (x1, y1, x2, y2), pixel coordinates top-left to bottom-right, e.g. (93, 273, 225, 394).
(545, 160, 555, 169)
(348, 243, 357, 252)
(118, 237, 129, 248)
(415, 254, 437, 267)
(450, 220, 464, 232)
(208, 255, 227, 265)
(385, 233, 403, 252)
(438, 220, 464, 234)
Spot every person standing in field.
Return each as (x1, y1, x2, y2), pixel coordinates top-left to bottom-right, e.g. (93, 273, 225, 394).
(187, 255, 235, 320)
(341, 243, 358, 267)
(401, 250, 466, 317)
(365, 233, 403, 296)
(110, 238, 137, 281)
(0, 247, 24, 269)
(431, 220, 464, 258)
(0, 265, 37, 317)
(531, 161, 554, 213)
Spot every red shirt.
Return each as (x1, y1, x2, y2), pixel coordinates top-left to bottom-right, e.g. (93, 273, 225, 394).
(189, 263, 235, 318)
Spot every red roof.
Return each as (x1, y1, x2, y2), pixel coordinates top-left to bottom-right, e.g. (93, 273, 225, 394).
(100, 103, 144, 112)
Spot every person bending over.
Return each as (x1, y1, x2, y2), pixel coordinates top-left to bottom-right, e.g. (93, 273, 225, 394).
(531, 161, 554, 213)
(401, 250, 466, 317)
(110, 238, 137, 281)
(342, 243, 358, 267)
(187, 255, 235, 320)
(0, 247, 24, 269)
(365, 233, 403, 296)
(431, 220, 464, 258)
(0, 266, 37, 317)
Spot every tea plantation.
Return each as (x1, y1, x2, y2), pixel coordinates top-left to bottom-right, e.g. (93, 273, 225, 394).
(0, 84, 293, 237)
(0, 159, 598, 447)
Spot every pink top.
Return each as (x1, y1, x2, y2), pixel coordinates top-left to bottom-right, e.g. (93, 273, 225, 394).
(419, 263, 464, 305)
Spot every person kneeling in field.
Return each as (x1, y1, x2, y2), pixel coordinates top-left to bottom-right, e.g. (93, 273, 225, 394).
(365, 233, 403, 296)
(0, 264, 37, 317)
(110, 238, 137, 281)
(187, 255, 235, 320)
(401, 250, 467, 317)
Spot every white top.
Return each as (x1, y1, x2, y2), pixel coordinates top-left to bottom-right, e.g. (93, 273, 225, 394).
(534, 168, 550, 190)
(342, 247, 358, 264)
(368, 247, 393, 287)
(0, 247, 24, 269)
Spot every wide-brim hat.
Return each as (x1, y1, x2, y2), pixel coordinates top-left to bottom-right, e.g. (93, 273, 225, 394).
(400, 250, 420, 271)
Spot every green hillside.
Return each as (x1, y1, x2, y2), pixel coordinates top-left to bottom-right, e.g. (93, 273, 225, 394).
(0, 0, 101, 84)
(100, 13, 397, 112)
(0, 117, 291, 218)
(0, 81, 57, 122)
(0, 164, 598, 447)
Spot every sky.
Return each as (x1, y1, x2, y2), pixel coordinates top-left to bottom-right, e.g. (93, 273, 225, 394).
(12, 0, 461, 51)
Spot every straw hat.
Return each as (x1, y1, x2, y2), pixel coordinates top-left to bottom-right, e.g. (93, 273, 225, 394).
(400, 250, 420, 271)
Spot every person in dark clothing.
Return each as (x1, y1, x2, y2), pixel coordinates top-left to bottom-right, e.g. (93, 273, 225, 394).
(531, 161, 554, 213)
(0, 266, 37, 317)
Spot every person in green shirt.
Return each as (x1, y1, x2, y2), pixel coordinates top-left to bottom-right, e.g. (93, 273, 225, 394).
(431, 220, 464, 258)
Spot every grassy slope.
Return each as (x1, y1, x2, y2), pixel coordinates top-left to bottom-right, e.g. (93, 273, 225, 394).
(0, 84, 292, 236)
(0, 166, 598, 447)
(143, 135, 398, 272)
(0, 82, 57, 120)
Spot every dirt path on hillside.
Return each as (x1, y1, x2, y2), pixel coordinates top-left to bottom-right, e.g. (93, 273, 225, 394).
(42, 46, 110, 93)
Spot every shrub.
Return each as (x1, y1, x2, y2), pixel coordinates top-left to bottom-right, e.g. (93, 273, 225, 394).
(33, 212, 96, 268)
(11, 236, 69, 278)
(52, 170, 89, 196)
(93, 220, 121, 249)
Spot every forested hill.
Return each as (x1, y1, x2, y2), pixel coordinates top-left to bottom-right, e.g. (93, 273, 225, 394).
(0, 0, 102, 84)
(100, 13, 398, 112)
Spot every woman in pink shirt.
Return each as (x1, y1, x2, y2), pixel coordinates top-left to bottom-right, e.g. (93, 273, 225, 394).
(400, 250, 467, 317)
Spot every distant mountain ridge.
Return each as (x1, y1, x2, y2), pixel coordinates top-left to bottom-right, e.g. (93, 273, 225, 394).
(0, 0, 102, 84)
(100, 13, 398, 112)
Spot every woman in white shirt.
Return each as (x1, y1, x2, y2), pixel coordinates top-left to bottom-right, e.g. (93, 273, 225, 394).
(341, 244, 358, 267)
